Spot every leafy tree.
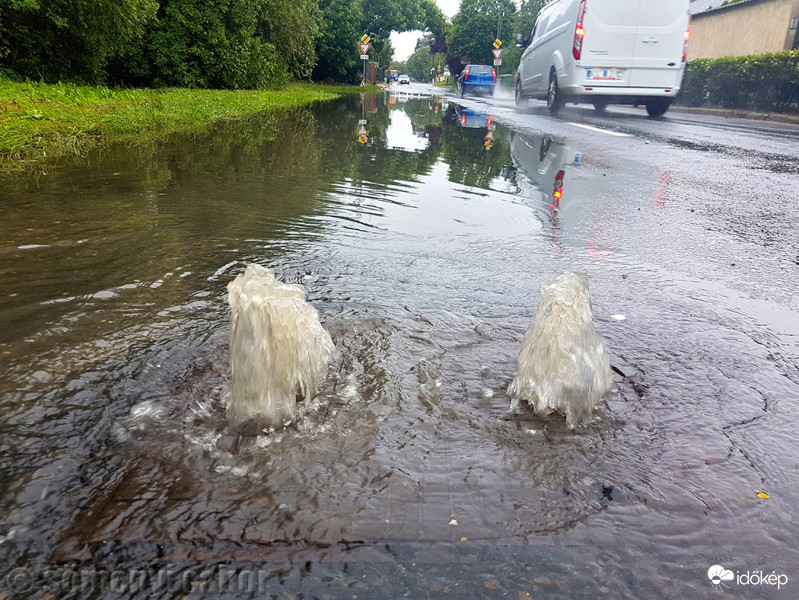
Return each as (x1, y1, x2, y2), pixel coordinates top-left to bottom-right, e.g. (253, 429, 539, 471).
(313, 0, 363, 82)
(0, 0, 158, 82)
(259, 0, 320, 79)
(313, 0, 444, 83)
(405, 41, 446, 81)
(109, 0, 314, 89)
(447, 0, 516, 75)
(501, 0, 545, 74)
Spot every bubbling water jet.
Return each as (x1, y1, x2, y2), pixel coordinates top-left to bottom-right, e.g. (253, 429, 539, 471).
(508, 272, 612, 428)
(227, 264, 334, 435)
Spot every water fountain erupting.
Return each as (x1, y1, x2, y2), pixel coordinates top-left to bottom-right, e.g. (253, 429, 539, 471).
(508, 272, 612, 428)
(227, 264, 334, 435)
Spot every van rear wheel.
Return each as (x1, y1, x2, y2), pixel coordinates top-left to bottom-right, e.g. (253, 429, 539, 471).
(593, 101, 608, 112)
(515, 79, 528, 108)
(547, 71, 564, 115)
(646, 98, 672, 117)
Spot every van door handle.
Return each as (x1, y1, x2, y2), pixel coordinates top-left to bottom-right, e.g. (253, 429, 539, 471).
(642, 36, 659, 44)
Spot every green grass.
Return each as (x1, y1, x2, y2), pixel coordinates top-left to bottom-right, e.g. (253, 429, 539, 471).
(0, 79, 380, 169)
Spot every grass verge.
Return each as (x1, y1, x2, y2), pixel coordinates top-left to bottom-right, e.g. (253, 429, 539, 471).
(0, 79, 380, 170)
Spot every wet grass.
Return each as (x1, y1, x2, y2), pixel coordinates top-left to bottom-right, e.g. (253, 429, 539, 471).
(0, 79, 380, 170)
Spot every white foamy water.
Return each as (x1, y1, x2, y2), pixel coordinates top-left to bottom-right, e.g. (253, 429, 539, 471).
(226, 264, 335, 434)
(508, 272, 612, 428)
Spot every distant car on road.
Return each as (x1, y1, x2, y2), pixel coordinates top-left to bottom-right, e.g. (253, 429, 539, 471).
(398, 74, 410, 85)
(457, 65, 496, 97)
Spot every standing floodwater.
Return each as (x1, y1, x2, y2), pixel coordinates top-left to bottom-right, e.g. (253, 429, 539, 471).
(1, 94, 799, 599)
(227, 264, 334, 434)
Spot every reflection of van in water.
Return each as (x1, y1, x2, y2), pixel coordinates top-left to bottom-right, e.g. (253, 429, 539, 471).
(509, 131, 609, 223)
(514, 0, 691, 117)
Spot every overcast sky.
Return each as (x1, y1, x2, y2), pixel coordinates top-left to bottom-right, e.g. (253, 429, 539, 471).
(390, 0, 462, 62)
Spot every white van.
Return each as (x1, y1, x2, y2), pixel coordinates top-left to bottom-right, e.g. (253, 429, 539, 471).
(514, 0, 691, 117)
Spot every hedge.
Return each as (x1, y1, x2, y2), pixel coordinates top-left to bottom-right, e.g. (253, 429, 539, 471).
(677, 50, 799, 111)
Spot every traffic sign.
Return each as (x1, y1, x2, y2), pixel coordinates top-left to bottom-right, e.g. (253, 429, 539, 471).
(484, 140, 492, 150)
(358, 125, 368, 136)
(484, 131, 495, 141)
(493, 59, 502, 66)
(360, 43, 371, 54)
(360, 54, 369, 60)
(492, 48, 503, 59)
(359, 135, 368, 144)
(361, 34, 370, 44)
(493, 39, 502, 49)
(358, 119, 367, 125)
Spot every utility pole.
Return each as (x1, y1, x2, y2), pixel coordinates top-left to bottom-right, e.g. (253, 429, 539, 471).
(497, 0, 502, 42)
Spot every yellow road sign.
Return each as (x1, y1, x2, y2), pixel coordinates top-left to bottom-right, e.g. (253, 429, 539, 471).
(359, 135, 368, 144)
(361, 34, 371, 44)
(493, 39, 502, 49)
(484, 140, 492, 150)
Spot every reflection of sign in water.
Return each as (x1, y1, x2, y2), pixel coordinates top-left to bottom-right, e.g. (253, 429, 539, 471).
(359, 135, 368, 144)
(484, 131, 495, 142)
(484, 140, 492, 150)
(358, 125, 368, 136)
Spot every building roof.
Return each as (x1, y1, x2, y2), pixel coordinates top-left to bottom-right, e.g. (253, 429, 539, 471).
(691, 0, 760, 16)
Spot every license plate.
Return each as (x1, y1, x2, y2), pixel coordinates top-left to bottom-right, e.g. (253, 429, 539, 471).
(586, 68, 624, 81)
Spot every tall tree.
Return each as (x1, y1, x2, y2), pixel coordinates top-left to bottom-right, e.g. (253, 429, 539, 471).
(447, 0, 515, 75)
(0, 0, 157, 82)
(313, 0, 363, 82)
(109, 0, 318, 89)
(314, 0, 444, 83)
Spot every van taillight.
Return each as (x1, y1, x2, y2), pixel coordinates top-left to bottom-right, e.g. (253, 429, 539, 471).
(464, 66, 470, 81)
(682, 15, 691, 62)
(573, 0, 587, 61)
(491, 67, 496, 82)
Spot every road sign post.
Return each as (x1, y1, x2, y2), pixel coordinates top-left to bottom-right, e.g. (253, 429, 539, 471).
(359, 36, 371, 85)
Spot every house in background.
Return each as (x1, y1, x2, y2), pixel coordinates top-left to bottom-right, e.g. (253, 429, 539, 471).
(688, 0, 799, 59)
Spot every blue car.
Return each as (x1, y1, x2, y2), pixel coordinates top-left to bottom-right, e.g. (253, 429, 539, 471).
(457, 64, 496, 97)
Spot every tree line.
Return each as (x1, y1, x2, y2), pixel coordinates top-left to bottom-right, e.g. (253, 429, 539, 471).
(400, 0, 546, 82)
(0, 0, 444, 88)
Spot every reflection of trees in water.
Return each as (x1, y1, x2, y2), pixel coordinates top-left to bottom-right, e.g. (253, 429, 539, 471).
(441, 105, 511, 189)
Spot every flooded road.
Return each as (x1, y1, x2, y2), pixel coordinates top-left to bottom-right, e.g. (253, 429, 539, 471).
(2, 90, 799, 598)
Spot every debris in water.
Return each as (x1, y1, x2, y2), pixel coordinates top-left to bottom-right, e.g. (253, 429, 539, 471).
(611, 314, 626, 321)
(449, 519, 458, 526)
(227, 264, 334, 435)
(460, 537, 468, 542)
(755, 490, 769, 499)
(508, 272, 612, 428)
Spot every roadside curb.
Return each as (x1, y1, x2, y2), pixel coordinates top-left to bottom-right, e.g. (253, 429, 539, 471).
(670, 105, 799, 126)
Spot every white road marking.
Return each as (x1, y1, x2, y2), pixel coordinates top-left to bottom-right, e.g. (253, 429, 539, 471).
(566, 122, 630, 137)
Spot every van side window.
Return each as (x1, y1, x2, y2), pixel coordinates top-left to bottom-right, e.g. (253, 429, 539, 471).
(532, 15, 546, 43)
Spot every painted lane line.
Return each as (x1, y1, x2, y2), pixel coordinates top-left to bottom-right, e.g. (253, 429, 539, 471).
(566, 122, 630, 137)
